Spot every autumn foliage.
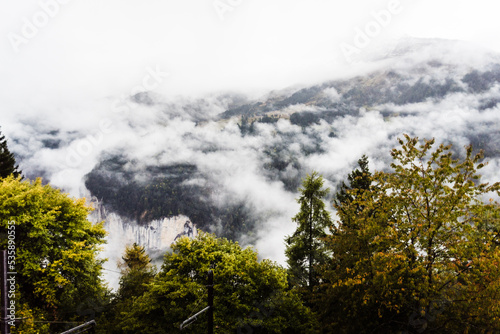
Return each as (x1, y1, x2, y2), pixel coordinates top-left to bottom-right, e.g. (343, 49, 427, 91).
(320, 135, 500, 333)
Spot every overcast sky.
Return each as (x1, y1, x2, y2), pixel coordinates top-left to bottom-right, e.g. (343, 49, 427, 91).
(1, 0, 500, 115)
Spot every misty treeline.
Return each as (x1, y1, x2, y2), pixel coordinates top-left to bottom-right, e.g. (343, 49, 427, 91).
(2, 133, 500, 333)
(79, 61, 500, 249)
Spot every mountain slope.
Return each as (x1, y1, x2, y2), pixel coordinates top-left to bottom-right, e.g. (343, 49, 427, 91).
(7, 38, 500, 272)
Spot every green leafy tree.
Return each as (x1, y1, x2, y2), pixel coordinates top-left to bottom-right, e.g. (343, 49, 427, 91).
(118, 232, 317, 333)
(321, 135, 500, 333)
(0, 129, 21, 178)
(286, 172, 331, 292)
(0, 176, 108, 333)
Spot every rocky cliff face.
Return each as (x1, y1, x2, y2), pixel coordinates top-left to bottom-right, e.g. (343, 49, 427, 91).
(102, 213, 197, 253)
(89, 198, 197, 288)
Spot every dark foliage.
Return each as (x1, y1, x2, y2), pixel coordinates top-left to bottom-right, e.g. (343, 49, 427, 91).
(462, 68, 500, 93)
(275, 86, 323, 107)
(391, 78, 463, 105)
(84, 156, 255, 240)
(262, 142, 302, 192)
(0, 129, 21, 178)
(290, 112, 321, 127)
(334, 155, 372, 209)
(220, 69, 467, 125)
(238, 115, 256, 136)
(257, 115, 280, 124)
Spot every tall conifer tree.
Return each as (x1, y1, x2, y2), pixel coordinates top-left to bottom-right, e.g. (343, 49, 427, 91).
(0, 128, 21, 178)
(286, 171, 331, 291)
(334, 155, 371, 211)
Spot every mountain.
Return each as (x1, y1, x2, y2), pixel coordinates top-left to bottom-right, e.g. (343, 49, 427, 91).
(7, 38, 500, 285)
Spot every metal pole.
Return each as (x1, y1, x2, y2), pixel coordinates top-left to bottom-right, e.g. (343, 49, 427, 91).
(1, 250, 9, 334)
(180, 306, 210, 330)
(58, 320, 96, 334)
(207, 270, 213, 334)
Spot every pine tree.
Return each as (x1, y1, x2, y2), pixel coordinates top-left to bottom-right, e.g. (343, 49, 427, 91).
(286, 171, 331, 291)
(331, 154, 377, 265)
(334, 155, 371, 207)
(100, 243, 156, 334)
(117, 243, 155, 300)
(237, 115, 255, 136)
(0, 129, 21, 178)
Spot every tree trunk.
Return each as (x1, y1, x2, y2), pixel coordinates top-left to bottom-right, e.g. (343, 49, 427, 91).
(309, 196, 313, 291)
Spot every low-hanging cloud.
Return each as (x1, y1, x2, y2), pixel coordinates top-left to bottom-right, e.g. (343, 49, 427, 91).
(3, 38, 500, 288)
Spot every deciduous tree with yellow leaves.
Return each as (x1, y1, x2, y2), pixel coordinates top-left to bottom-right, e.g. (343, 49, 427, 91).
(321, 135, 500, 333)
(0, 176, 108, 333)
